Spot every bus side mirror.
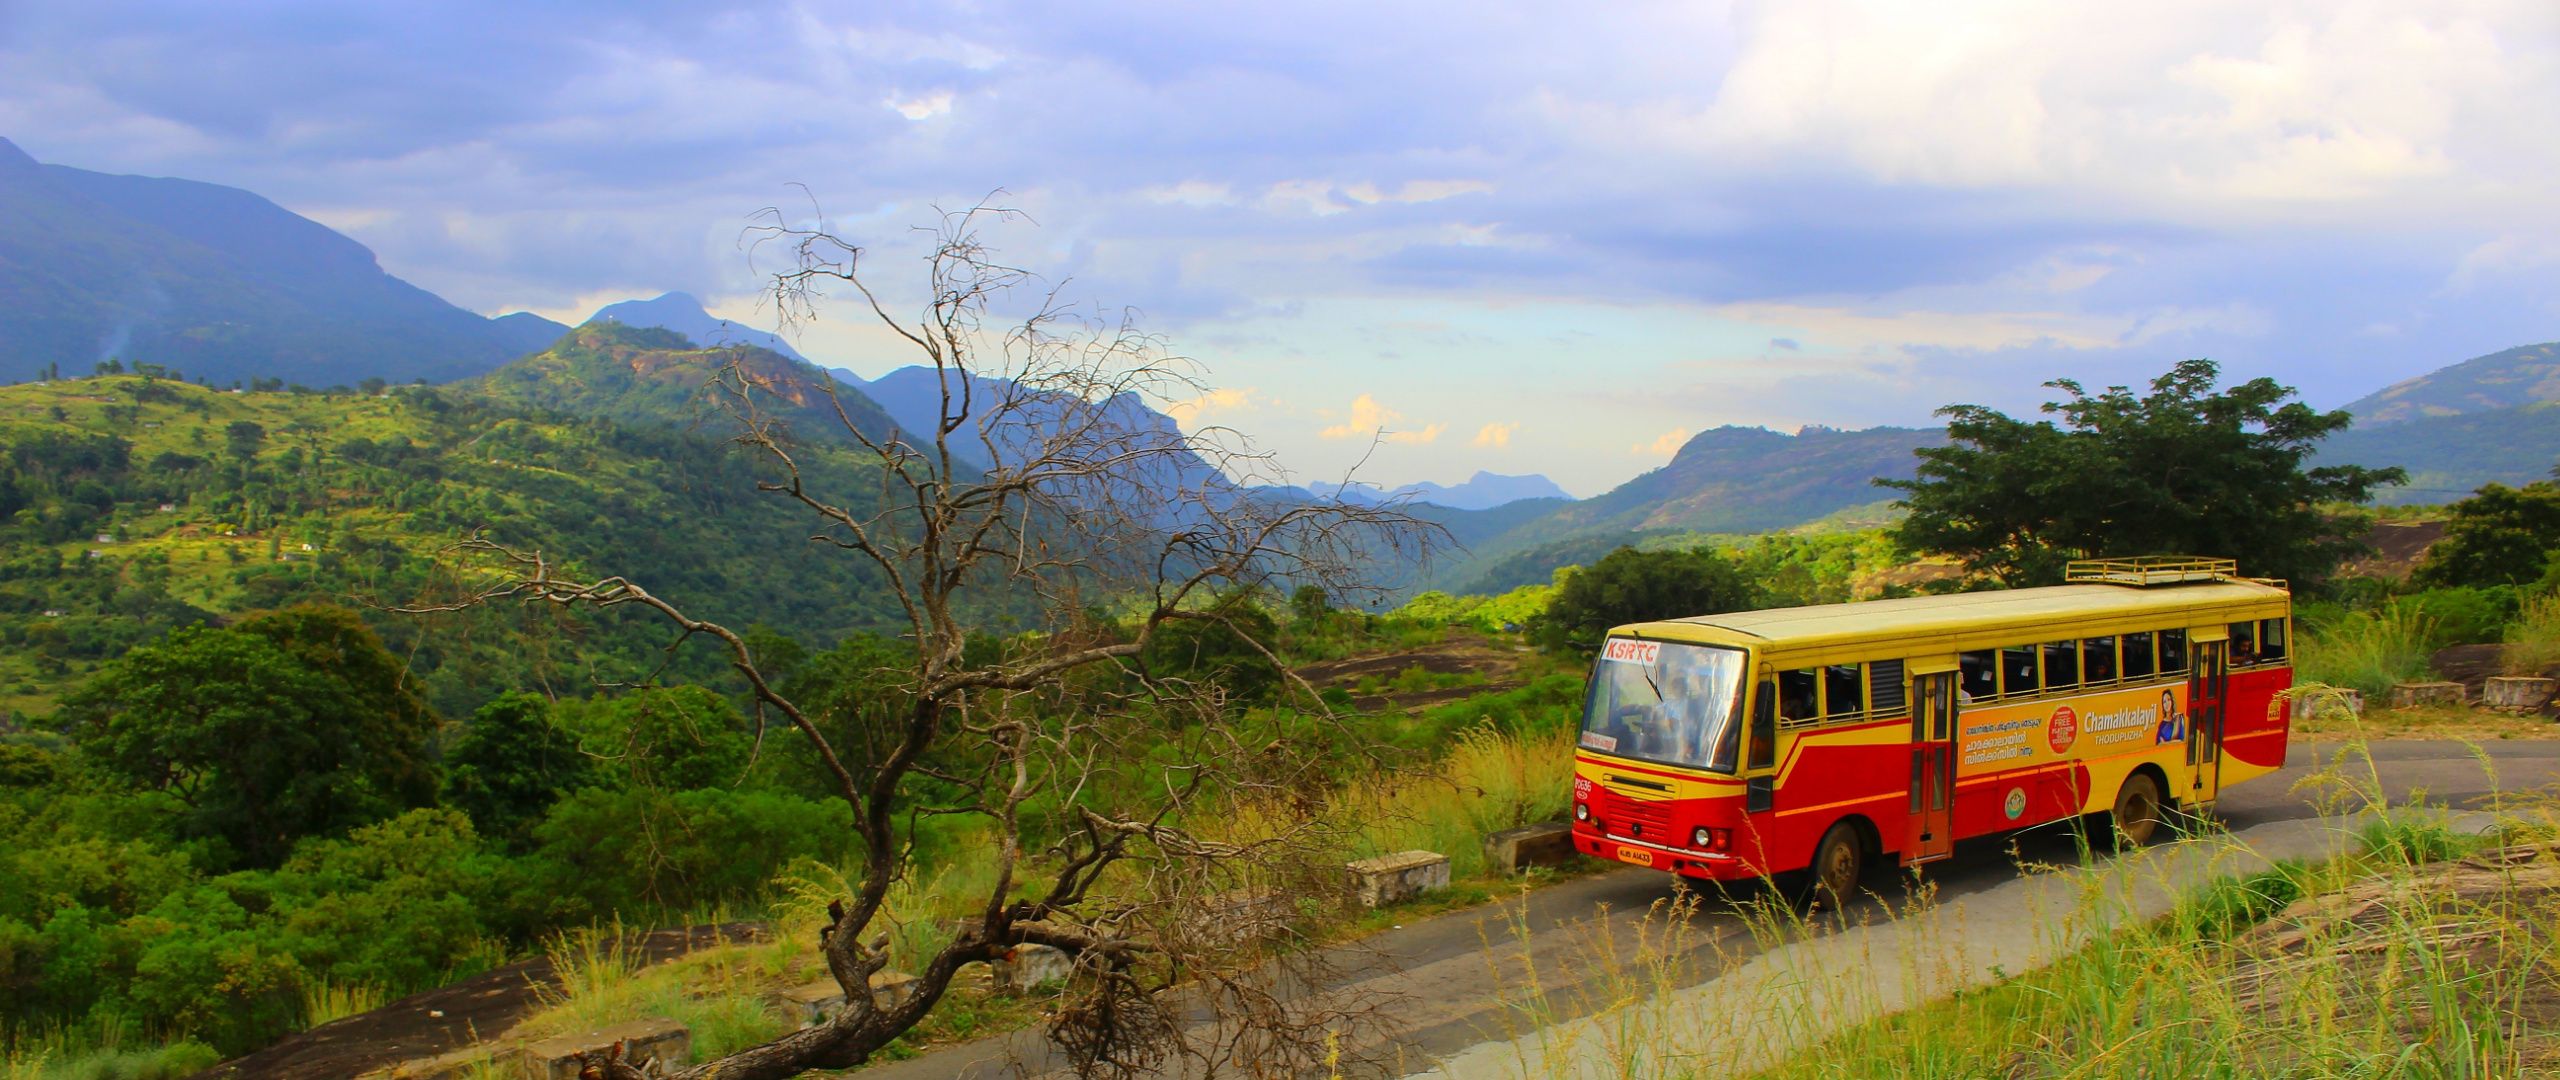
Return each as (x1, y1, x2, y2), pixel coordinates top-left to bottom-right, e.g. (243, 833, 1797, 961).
(1747, 775, 1773, 814)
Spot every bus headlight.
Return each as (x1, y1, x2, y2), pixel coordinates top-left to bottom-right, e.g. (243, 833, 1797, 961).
(1574, 802, 1590, 822)
(1692, 826, 1712, 848)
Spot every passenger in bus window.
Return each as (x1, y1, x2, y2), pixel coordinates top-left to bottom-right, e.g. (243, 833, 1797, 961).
(2083, 636, 2118, 685)
(1779, 669, 1819, 725)
(2229, 621, 2258, 665)
(1959, 650, 1995, 702)
(1824, 664, 1862, 718)
(2123, 631, 2156, 679)
(1668, 671, 1718, 764)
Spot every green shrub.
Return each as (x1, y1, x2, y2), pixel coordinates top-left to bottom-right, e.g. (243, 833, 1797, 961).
(2393, 585, 2519, 648)
(2294, 605, 2435, 698)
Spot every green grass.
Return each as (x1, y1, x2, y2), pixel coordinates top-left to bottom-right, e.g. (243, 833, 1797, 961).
(2296, 604, 2438, 697)
(2504, 591, 2560, 676)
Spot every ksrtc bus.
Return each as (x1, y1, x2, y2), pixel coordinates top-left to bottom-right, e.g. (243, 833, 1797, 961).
(1569, 558, 2291, 901)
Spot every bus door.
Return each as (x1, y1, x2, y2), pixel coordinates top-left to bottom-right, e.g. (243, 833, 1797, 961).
(1905, 669, 1958, 865)
(2189, 639, 2229, 804)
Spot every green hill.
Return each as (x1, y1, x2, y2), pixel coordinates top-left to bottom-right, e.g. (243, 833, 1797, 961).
(2318, 399, 2560, 503)
(1425, 424, 1942, 589)
(0, 373, 908, 720)
(2341, 342, 2560, 425)
(465, 321, 905, 446)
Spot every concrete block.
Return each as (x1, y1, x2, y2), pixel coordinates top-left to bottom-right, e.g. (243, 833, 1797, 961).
(774, 971, 921, 1027)
(2388, 681, 2466, 709)
(995, 943, 1074, 991)
(2484, 676, 2557, 712)
(1198, 889, 1295, 945)
(1483, 823, 1576, 874)
(1346, 850, 1450, 908)
(512, 1018, 689, 1080)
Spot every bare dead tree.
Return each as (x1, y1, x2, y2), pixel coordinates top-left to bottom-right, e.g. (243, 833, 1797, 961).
(411, 200, 1440, 1079)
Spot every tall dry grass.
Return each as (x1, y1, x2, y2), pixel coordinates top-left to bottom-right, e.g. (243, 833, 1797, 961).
(2503, 592, 2560, 676)
(2296, 606, 2438, 697)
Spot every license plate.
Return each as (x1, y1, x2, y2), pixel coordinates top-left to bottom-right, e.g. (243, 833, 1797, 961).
(1615, 844, 1654, 866)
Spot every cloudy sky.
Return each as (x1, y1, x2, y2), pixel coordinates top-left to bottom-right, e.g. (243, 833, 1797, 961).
(4, 1, 2555, 494)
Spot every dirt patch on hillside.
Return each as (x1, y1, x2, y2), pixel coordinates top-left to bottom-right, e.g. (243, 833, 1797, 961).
(189, 923, 762, 1080)
(2342, 520, 2447, 580)
(1294, 631, 1533, 711)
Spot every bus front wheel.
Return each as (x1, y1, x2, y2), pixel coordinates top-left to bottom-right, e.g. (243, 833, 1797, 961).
(2111, 772, 2165, 848)
(1803, 822, 1865, 911)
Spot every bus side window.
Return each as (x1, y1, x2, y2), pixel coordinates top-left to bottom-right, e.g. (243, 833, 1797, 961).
(2043, 640, 2080, 692)
(1959, 650, 1996, 702)
(2001, 646, 2039, 697)
(2260, 618, 2288, 662)
(2229, 621, 2258, 665)
(1749, 686, 1776, 770)
(2160, 629, 2189, 674)
(1778, 669, 1820, 727)
(1823, 664, 1863, 719)
(2083, 636, 2117, 685)
(2123, 631, 2156, 680)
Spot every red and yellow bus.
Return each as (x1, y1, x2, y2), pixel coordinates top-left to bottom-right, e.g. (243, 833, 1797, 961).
(1568, 558, 2292, 902)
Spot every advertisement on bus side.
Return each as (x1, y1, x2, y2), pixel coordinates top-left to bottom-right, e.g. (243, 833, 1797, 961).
(1955, 683, 2188, 776)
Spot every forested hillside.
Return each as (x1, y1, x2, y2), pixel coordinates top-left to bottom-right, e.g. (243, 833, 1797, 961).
(1423, 423, 1939, 590)
(462, 321, 905, 445)
(2318, 400, 2560, 503)
(0, 138, 551, 385)
(2341, 341, 2560, 425)
(0, 372, 910, 721)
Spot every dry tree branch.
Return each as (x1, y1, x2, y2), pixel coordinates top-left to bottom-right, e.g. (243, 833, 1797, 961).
(417, 199, 1445, 1080)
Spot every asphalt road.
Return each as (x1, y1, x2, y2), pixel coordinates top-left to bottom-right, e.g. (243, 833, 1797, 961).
(865, 739, 2560, 1079)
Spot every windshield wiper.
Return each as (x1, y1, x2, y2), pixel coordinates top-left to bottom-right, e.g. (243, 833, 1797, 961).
(1630, 630, 1665, 703)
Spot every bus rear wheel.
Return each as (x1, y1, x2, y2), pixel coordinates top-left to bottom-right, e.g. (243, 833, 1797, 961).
(2111, 772, 2165, 848)
(1802, 822, 1865, 911)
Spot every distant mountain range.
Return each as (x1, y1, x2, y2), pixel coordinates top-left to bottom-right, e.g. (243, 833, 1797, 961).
(1299, 472, 1573, 511)
(0, 137, 553, 385)
(4, 138, 2554, 586)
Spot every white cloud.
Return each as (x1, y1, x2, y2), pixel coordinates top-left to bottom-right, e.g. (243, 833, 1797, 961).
(1473, 421, 1517, 448)
(1342, 179, 1496, 205)
(1318, 393, 1442, 444)
(1164, 386, 1258, 425)
(885, 90, 954, 121)
(1141, 180, 1236, 206)
(1631, 428, 1690, 457)
(1540, 0, 2556, 222)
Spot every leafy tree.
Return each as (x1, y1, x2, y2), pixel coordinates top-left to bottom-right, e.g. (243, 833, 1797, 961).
(1533, 546, 1756, 652)
(1288, 583, 1331, 624)
(56, 604, 438, 866)
(1883, 359, 2405, 588)
(2414, 481, 2560, 588)
(1140, 591, 1285, 704)
(446, 692, 589, 847)
(223, 419, 266, 463)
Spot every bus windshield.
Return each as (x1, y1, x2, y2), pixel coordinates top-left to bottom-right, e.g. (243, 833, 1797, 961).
(1577, 638, 1748, 773)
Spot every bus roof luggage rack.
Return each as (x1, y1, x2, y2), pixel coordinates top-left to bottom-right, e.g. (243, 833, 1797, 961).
(2066, 556, 2238, 587)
